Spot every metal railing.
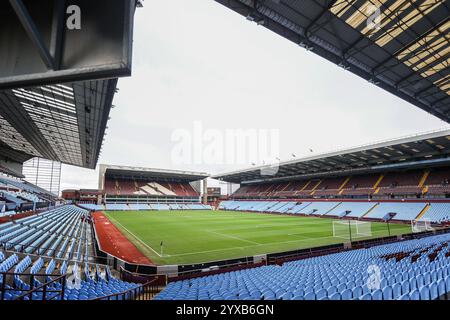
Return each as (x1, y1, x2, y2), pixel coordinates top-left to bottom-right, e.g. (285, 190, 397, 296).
(1, 267, 159, 301)
(14, 274, 67, 301)
(0, 271, 67, 301)
(94, 278, 160, 301)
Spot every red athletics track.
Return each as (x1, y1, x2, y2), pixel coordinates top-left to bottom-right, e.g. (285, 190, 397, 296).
(92, 211, 154, 265)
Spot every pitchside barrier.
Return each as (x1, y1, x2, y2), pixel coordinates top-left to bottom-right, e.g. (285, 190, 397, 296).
(89, 223, 450, 282)
(87, 209, 450, 279)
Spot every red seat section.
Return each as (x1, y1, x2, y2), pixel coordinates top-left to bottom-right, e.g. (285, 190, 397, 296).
(229, 167, 450, 199)
(377, 170, 424, 196)
(313, 177, 348, 197)
(104, 179, 117, 195)
(118, 179, 137, 194)
(297, 180, 321, 197)
(424, 167, 450, 195)
(274, 181, 308, 197)
(104, 178, 199, 197)
(341, 174, 380, 196)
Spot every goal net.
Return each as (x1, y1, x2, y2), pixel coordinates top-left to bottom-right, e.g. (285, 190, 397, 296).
(411, 219, 433, 233)
(333, 220, 372, 240)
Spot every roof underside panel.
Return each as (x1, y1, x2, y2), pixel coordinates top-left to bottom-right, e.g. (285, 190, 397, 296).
(0, 79, 117, 168)
(215, 0, 450, 121)
(213, 130, 450, 183)
(0, 1, 138, 169)
(103, 165, 209, 182)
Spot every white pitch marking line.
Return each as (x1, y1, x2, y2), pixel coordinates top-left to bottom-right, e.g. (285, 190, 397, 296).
(106, 215, 163, 257)
(205, 230, 260, 245)
(167, 235, 340, 258)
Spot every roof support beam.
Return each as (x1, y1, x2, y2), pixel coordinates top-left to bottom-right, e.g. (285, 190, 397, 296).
(372, 17, 449, 77)
(9, 0, 56, 70)
(395, 52, 448, 91)
(414, 82, 439, 98)
(0, 142, 32, 164)
(342, 3, 448, 83)
(49, 0, 66, 70)
(422, 140, 443, 153)
(304, 0, 339, 38)
(432, 95, 450, 108)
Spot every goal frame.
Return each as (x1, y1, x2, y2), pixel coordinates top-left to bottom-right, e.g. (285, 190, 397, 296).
(411, 219, 433, 233)
(333, 220, 372, 240)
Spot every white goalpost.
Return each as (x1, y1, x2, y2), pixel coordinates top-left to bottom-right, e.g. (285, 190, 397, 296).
(333, 220, 372, 240)
(411, 219, 433, 233)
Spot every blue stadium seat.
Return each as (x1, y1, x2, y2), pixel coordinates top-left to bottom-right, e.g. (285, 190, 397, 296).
(429, 283, 439, 300)
(304, 292, 315, 300)
(155, 232, 450, 301)
(371, 289, 383, 300)
(352, 286, 363, 298)
(419, 286, 430, 300)
(398, 293, 410, 300)
(392, 283, 402, 299)
(341, 289, 352, 300)
(437, 279, 447, 298)
(315, 289, 327, 300)
(360, 293, 372, 300)
(409, 289, 420, 300)
(329, 292, 341, 300)
(382, 286, 393, 300)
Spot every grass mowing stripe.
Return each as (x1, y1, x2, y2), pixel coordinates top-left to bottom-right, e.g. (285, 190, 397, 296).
(204, 230, 261, 245)
(167, 235, 340, 258)
(103, 210, 411, 265)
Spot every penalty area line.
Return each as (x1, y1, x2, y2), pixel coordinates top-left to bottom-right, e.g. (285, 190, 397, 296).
(205, 230, 261, 245)
(167, 234, 341, 258)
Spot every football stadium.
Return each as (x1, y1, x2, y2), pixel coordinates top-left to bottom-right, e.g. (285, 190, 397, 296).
(0, 0, 450, 306)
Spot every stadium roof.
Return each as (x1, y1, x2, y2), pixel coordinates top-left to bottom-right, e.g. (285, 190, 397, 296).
(0, 1, 140, 169)
(0, 165, 25, 179)
(212, 129, 450, 184)
(0, 80, 117, 169)
(215, 0, 450, 122)
(100, 164, 210, 182)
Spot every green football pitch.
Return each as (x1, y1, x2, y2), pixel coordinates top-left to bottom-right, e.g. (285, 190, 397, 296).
(103, 210, 411, 265)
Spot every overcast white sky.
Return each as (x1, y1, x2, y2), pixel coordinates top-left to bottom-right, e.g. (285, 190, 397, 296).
(60, 0, 448, 192)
